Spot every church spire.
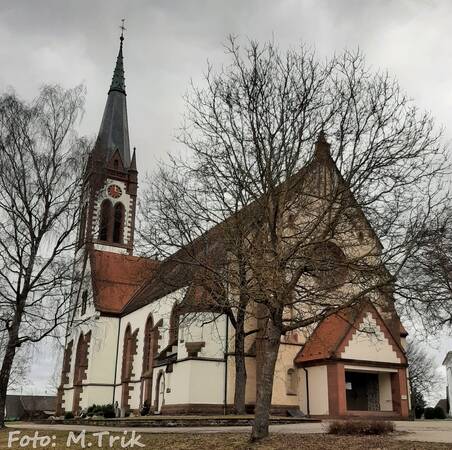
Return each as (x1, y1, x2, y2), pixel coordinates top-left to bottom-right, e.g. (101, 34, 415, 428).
(93, 23, 131, 168)
(109, 21, 126, 95)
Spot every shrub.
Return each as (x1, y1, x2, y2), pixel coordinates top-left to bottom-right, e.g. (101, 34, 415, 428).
(103, 404, 116, 419)
(414, 405, 424, 419)
(64, 411, 74, 420)
(86, 404, 115, 418)
(434, 406, 446, 419)
(328, 420, 394, 435)
(140, 401, 150, 416)
(424, 407, 435, 419)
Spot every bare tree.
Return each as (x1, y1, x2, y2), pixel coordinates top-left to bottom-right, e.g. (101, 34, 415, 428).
(0, 332, 29, 390)
(397, 209, 452, 335)
(140, 37, 449, 440)
(0, 85, 88, 427)
(406, 340, 442, 412)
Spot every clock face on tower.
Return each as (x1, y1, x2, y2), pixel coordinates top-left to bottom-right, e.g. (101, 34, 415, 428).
(107, 184, 122, 199)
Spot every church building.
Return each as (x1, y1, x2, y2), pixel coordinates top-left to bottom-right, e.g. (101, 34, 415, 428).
(56, 35, 410, 419)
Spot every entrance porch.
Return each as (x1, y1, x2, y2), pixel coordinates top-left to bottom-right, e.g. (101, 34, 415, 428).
(327, 363, 409, 418)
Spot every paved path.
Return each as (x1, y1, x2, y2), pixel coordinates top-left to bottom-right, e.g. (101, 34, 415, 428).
(8, 420, 452, 443)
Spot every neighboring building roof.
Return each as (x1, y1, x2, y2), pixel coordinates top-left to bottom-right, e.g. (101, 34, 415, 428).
(294, 301, 407, 365)
(90, 250, 159, 314)
(5, 395, 56, 419)
(436, 398, 448, 413)
(443, 351, 452, 366)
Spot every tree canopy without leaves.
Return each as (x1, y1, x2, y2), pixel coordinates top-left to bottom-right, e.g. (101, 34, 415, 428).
(406, 340, 442, 410)
(0, 85, 88, 427)
(139, 37, 449, 440)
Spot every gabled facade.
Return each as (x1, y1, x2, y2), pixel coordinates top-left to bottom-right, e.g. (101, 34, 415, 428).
(56, 36, 410, 419)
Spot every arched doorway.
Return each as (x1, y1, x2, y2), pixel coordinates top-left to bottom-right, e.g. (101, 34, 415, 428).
(154, 371, 165, 414)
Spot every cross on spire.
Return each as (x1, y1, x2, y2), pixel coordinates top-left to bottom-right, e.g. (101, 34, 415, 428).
(120, 19, 126, 41)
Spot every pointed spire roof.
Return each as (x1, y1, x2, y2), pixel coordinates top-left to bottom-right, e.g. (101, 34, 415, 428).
(109, 34, 126, 94)
(130, 147, 137, 171)
(93, 30, 131, 168)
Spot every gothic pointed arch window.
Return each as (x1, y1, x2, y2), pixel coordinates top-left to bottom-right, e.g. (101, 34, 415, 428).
(113, 202, 125, 244)
(98, 199, 113, 241)
(142, 314, 155, 375)
(169, 304, 179, 345)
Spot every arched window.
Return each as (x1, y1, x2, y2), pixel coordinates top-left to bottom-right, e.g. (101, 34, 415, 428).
(142, 315, 155, 375)
(121, 325, 133, 382)
(81, 290, 88, 316)
(286, 368, 298, 395)
(98, 199, 113, 241)
(113, 203, 125, 244)
(169, 304, 179, 345)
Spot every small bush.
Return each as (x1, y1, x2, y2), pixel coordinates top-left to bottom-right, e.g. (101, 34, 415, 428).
(140, 401, 150, 416)
(424, 407, 435, 419)
(434, 406, 446, 419)
(328, 420, 394, 435)
(86, 403, 115, 418)
(103, 404, 116, 418)
(64, 411, 74, 420)
(414, 405, 424, 419)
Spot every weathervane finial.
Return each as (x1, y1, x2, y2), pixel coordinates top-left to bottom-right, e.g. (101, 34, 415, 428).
(120, 18, 126, 41)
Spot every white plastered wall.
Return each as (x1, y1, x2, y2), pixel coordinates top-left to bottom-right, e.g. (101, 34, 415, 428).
(378, 372, 393, 411)
(158, 359, 225, 406)
(113, 289, 185, 407)
(299, 365, 329, 415)
(113, 288, 229, 410)
(341, 313, 401, 364)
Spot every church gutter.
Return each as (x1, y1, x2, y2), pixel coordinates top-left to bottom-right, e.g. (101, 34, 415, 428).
(112, 316, 122, 405)
(223, 315, 229, 415)
(302, 367, 310, 417)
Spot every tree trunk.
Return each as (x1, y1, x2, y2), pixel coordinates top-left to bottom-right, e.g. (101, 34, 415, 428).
(233, 315, 247, 414)
(251, 318, 281, 441)
(0, 327, 19, 428)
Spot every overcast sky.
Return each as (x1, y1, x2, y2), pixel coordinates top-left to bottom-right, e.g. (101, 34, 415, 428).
(2, 0, 452, 403)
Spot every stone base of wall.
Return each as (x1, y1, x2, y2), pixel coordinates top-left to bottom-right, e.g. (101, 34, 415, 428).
(160, 403, 301, 416)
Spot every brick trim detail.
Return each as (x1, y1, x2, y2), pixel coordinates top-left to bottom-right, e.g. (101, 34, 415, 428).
(72, 331, 91, 414)
(121, 325, 138, 411)
(336, 305, 407, 364)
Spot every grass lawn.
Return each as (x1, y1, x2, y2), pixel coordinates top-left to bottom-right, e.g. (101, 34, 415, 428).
(1, 429, 451, 449)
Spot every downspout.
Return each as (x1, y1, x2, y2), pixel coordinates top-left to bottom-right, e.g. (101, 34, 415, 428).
(302, 367, 310, 417)
(223, 314, 229, 416)
(112, 316, 122, 405)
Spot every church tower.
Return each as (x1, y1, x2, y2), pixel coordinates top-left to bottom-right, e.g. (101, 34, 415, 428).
(78, 30, 138, 256)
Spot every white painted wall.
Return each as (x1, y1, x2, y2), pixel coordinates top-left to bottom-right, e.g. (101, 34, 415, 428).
(378, 372, 393, 412)
(445, 355, 452, 416)
(178, 313, 226, 360)
(341, 313, 400, 364)
(299, 365, 329, 415)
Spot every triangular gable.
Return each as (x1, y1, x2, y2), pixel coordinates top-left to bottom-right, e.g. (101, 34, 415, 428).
(108, 148, 125, 171)
(294, 302, 407, 365)
(336, 302, 406, 364)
